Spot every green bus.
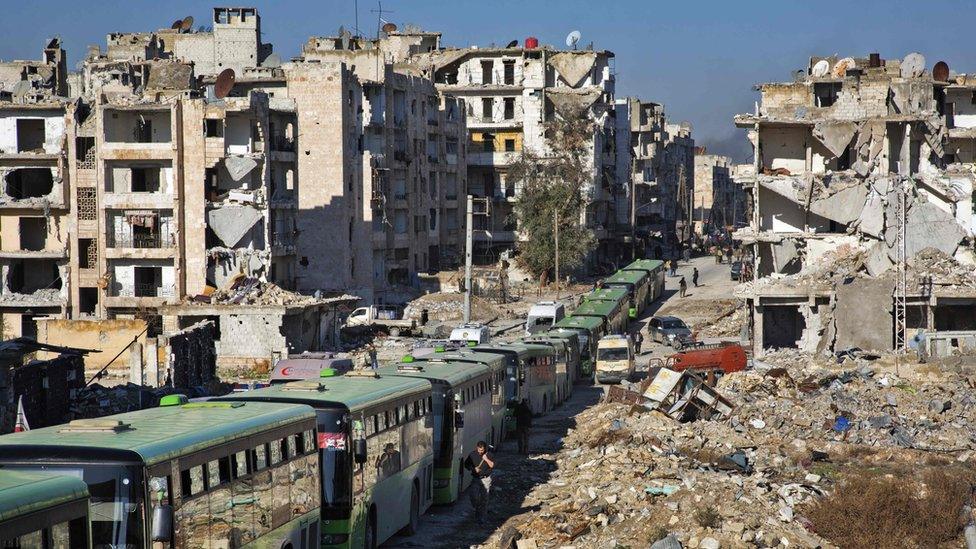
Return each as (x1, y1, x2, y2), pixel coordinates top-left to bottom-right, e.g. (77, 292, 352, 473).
(376, 360, 493, 505)
(571, 298, 628, 334)
(0, 470, 91, 548)
(523, 334, 578, 405)
(602, 269, 651, 319)
(218, 371, 435, 549)
(420, 350, 511, 448)
(0, 401, 320, 549)
(473, 343, 557, 416)
(622, 259, 666, 303)
(586, 287, 629, 309)
(552, 315, 608, 378)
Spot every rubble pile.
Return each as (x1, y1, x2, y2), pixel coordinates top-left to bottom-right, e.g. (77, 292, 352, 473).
(404, 292, 503, 322)
(69, 381, 231, 418)
(661, 299, 743, 338)
(200, 277, 346, 307)
(496, 355, 976, 548)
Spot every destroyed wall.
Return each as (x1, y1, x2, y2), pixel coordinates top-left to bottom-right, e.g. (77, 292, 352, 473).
(214, 311, 288, 377)
(0, 109, 65, 154)
(161, 320, 217, 388)
(1, 352, 84, 433)
(35, 318, 149, 377)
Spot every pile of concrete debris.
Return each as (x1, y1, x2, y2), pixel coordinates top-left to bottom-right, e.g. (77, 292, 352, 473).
(201, 277, 349, 307)
(69, 381, 230, 418)
(404, 291, 503, 322)
(491, 352, 976, 548)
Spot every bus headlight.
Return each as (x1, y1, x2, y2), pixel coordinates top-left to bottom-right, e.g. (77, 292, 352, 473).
(321, 533, 349, 544)
(433, 478, 450, 488)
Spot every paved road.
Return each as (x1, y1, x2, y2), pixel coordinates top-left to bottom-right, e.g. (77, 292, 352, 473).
(386, 385, 603, 548)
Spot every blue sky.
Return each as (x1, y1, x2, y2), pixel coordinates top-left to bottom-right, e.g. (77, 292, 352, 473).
(2, 0, 974, 161)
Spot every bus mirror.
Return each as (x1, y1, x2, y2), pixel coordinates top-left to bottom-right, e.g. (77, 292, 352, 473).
(455, 409, 465, 429)
(354, 438, 368, 464)
(151, 504, 173, 542)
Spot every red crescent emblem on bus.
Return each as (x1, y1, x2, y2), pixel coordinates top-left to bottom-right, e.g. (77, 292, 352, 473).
(281, 367, 293, 376)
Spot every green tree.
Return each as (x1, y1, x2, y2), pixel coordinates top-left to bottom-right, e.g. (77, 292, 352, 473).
(509, 115, 595, 287)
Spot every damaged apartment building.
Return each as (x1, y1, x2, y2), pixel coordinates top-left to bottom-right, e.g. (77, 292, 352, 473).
(408, 40, 620, 265)
(693, 149, 746, 235)
(615, 98, 696, 257)
(734, 53, 976, 356)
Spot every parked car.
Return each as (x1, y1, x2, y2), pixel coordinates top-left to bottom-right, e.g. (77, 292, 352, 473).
(648, 315, 693, 349)
(730, 261, 743, 281)
(525, 301, 566, 335)
(343, 305, 417, 336)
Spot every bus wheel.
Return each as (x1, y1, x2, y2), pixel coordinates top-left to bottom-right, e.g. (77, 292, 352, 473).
(404, 483, 420, 535)
(364, 511, 377, 549)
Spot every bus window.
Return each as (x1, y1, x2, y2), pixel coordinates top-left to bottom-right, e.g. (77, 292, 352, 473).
(233, 451, 250, 478)
(287, 435, 298, 458)
(206, 461, 221, 489)
(270, 440, 283, 465)
(180, 465, 205, 497)
(254, 445, 268, 471)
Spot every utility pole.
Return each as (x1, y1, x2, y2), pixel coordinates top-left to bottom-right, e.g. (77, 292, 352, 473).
(463, 194, 473, 323)
(630, 157, 637, 260)
(554, 209, 560, 300)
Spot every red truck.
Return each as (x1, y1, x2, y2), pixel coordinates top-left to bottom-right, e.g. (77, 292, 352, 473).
(649, 342, 747, 385)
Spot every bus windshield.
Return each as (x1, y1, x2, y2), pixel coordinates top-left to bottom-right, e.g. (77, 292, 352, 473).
(2, 463, 144, 548)
(317, 409, 352, 519)
(598, 347, 630, 361)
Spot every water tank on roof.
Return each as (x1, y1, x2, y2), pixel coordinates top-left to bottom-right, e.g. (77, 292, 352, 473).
(525, 36, 539, 49)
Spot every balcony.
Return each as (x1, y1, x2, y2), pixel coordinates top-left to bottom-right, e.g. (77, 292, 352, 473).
(108, 232, 176, 249)
(467, 151, 516, 167)
(271, 134, 295, 153)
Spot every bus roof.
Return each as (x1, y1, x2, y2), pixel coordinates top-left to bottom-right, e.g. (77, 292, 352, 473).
(604, 269, 648, 285)
(217, 374, 431, 414)
(376, 359, 490, 387)
(473, 342, 552, 359)
(0, 401, 313, 466)
(587, 288, 628, 303)
(572, 300, 619, 318)
(623, 259, 664, 273)
(0, 470, 89, 524)
(430, 351, 507, 372)
(553, 315, 604, 331)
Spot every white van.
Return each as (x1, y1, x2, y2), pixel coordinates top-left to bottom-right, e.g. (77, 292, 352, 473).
(525, 301, 566, 335)
(449, 323, 491, 346)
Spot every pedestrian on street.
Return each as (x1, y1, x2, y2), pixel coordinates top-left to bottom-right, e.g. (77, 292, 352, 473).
(679, 276, 687, 298)
(692, 268, 699, 287)
(514, 399, 533, 455)
(683, 248, 691, 263)
(368, 345, 378, 370)
(634, 330, 644, 354)
(726, 247, 734, 263)
(464, 441, 495, 524)
(664, 260, 672, 277)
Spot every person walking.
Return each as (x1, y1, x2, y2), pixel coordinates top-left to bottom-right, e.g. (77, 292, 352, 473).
(715, 248, 723, 264)
(679, 276, 687, 298)
(683, 247, 691, 263)
(368, 345, 378, 370)
(664, 260, 672, 277)
(634, 330, 644, 355)
(514, 399, 533, 455)
(464, 441, 495, 524)
(692, 268, 699, 287)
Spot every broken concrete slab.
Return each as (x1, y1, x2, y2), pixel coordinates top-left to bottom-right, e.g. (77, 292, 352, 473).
(771, 239, 799, 273)
(207, 205, 263, 247)
(224, 155, 258, 182)
(855, 186, 886, 238)
(546, 88, 603, 119)
(812, 121, 857, 158)
(548, 52, 598, 88)
(833, 277, 894, 352)
(886, 200, 968, 262)
(810, 183, 868, 226)
(863, 241, 893, 276)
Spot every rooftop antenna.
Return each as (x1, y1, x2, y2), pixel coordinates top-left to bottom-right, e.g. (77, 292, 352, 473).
(371, 1, 394, 40)
(566, 30, 582, 50)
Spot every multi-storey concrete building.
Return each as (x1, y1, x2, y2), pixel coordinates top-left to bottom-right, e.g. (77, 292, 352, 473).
(733, 53, 976, 356)
(410, 43, 618, 264)
(693, 151, 740, 234)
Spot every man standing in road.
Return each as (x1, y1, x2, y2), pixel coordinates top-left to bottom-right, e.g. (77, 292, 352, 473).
(514, 399, 533, 455)
(464, 441, 495, 524)
(692, 268, 699, 287)
(679, 276, 688, 298)
(634, 330, 644, 355)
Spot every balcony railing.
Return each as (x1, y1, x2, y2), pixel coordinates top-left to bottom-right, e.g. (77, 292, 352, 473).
(271, 134, 295, 152)
(108, 233, 176, 249)
(115, 283, 174, 298)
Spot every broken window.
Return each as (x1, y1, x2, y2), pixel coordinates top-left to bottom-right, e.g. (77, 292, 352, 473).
(204, 119, 223, 138)
(482, 133, 495, 153)
(131, 167, 161, 192)
(5, 168, 53, 199)
(136, 118, 152, 143)
(134, 266, 162, 297)
(7, 259, 61, 294)
(79, 287, 98, 315)
(19, 218, 46, 251)
(16, 119, 45, 152)
(482, 172, 494, 196)
(813, 82, 842, 108)
(503, 98, 515, 120)
(481, 60, 493, 84)
(762, 305, 805, 350)
(504, 138, 516, 152)
(429, 209, 437, 231)
(76, 137, 95, 168)
(394, 210, 408, 234)
(79, 238, 96, 269)
(503, 61, 515, 85)
(481, 98, 493, 120)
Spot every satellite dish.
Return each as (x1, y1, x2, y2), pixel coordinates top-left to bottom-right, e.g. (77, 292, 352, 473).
(811, 59, 830, 78)
(506, 39, 518, 48)
(566, 30, 582, 49)
(180, 16, 194, 32)
(382, 22, 398, 33)
(214, 68, 236, 99)
(933, 61, 950, 82)
(901, 52, 925, 78)
(832, 57, 855, 78)
(171, 20, 183, 30)
(264, 53, 282, 68)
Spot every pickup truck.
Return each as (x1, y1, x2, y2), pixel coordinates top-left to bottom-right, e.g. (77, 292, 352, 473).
(343, 305, 417, 336)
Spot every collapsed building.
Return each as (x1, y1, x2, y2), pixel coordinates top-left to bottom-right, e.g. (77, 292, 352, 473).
(734, 53, 976, 356)
(407, 40, 628, 265)
(693, 150, 746, 235)
(615, 98, 697, 258)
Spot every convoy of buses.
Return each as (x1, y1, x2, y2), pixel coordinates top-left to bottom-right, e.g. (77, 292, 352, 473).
(0, 259, 664, 549)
